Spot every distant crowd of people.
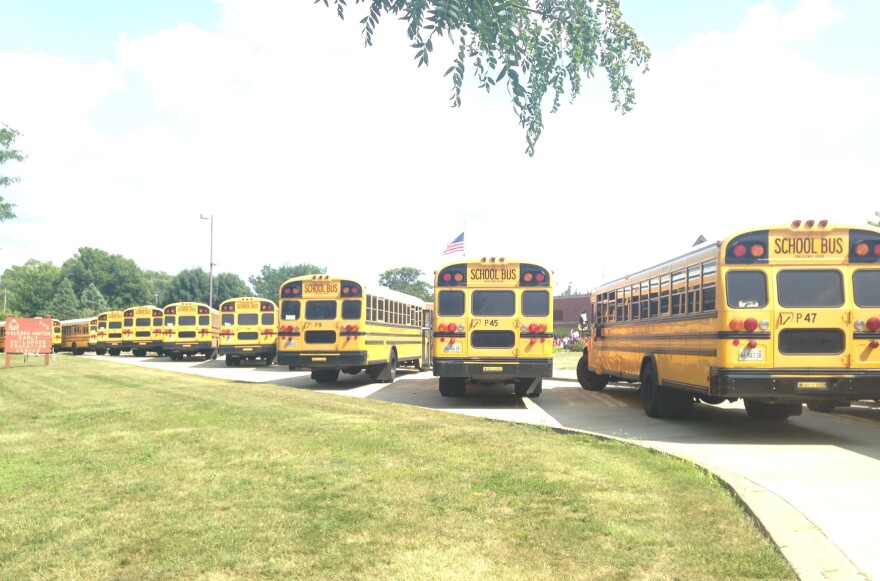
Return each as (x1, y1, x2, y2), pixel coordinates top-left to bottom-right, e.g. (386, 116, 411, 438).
(553, 330, 582, 350)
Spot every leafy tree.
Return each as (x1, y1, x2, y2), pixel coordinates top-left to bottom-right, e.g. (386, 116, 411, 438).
(325, 0, 650, 155)
(164, 268, 209, 305)
(80, 283, 109, 317)
(61, 247, 151, 308)
(870, 212, 879, 228)
(379, 266, 433, 301)
(0, 124, 24, 221)
(1, 259, 61, 316)
(249, 263, 327, 301)
(143, 270, 173, 306)
(214, 273, 252, 307)
(49, 278, 81, 320)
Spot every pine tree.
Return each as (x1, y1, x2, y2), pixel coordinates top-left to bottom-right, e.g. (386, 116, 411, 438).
(49, 279, 81, 320)
(80, 283, 109, 317)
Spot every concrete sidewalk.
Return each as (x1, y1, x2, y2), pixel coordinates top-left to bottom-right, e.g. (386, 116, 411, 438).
(549, 368, 865, 581)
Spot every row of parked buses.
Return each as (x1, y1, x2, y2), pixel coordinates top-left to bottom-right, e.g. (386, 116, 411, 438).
(8, 257, 555, 398)
(24, 220, 878, 421)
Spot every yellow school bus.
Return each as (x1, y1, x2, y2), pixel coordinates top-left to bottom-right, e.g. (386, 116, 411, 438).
(277, 275, 429, 383)
(581, 220, 880, 420)
(51, 318, 62, 351)
(122, 305, 165, 356)
(162, 302, 219, 361)
(0, 320, 5, 352)
(433, 257, 554, 397)
(60, 317, 97, 355)
(219, 297, 278, 366)
(96, 310, 126, 356)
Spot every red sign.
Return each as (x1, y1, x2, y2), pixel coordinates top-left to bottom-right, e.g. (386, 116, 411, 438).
(5, 317, 53, 354)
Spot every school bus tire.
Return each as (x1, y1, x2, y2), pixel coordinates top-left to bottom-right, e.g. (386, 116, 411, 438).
(577, 353, 607, 391)
(311, 369, 340, 384)
(745, 399, 802, 420)
(109, 348, 121, 356)
(96, 348, 107, 356)
(806, 400, 840, 413)
(641, 363, 693, 418)
(72, 344, 83, 356)
(514, 378, 542, 398)
(368, 351, 398, 383)
(439, 377, 466, 397)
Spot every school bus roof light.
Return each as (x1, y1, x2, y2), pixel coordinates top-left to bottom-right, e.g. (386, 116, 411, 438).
(750, 244, 765, 258)
(792, 220, 801, 228)
(523, 272, 533, 282)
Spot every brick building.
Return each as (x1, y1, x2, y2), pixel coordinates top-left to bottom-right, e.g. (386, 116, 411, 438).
(553, 294, 591, 336)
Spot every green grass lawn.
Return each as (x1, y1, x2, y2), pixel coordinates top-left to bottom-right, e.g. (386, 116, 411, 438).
(0, 356, 794, 580)
(553, 350, 582, 370)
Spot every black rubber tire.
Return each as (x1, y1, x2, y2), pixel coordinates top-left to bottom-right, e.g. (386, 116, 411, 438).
(311, 369, 340, 384)
(576, 353, 608, 391)
(745, 399, 801, 420)
(807, 401, 838, 413)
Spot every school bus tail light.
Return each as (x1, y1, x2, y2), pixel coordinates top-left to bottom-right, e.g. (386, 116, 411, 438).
(867, 318, 880, 332)
(744, 318, 759, 332)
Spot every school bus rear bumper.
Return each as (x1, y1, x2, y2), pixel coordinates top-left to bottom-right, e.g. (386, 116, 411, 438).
(277, 351, 367, 368)
(219, 345, 276, 357)
(433, 358, 553, 380)
(164, 341, 215, 354)
(710, 368, 880, 400)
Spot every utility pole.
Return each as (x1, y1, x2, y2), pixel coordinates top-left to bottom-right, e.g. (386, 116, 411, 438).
(200, 214, 214, 308)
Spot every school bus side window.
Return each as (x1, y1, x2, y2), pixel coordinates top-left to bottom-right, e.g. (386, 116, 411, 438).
(437, 290, 465, 316)
(281, 301, 300, 321)
(854, 270, 880, 307)
(522, 290, 549, 317)
(726, 271, 767, 308)
(342, 300, 361, 320)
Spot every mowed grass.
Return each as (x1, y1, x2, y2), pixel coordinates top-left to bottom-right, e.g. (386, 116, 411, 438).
(0, 357, 794, 580)
(553, 350, 582, 370)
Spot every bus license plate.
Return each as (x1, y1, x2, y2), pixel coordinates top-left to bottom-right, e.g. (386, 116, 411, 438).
(444, 343, 461, 353)
(798, 381, 827, 389)
(738, 348, 764, 361)
(483, 366, 503, 372)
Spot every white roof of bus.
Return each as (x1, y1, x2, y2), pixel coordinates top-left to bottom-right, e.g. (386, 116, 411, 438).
(61, 317, 96, 325)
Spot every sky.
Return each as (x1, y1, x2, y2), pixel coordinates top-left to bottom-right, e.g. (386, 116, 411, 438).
(1, 0, 878, 295)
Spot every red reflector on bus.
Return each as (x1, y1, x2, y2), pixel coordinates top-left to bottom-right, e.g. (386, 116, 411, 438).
(744, 318, 758, 332)
(447, 323, 457, 332)
(867, 317, 880, 332)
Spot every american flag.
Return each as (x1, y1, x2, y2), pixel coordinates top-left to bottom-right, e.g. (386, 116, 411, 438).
(442, 232, 465, 255)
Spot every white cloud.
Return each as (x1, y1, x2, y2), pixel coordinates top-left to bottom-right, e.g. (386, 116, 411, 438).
(1, 0, 877, 297)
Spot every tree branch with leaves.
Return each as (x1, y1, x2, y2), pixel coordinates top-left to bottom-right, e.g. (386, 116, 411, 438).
(322, 0, 650, 155)
(0, 124, 25, 221)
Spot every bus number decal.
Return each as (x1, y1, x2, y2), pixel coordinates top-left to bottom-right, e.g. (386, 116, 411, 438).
(777, 312, 818, 326)
(484, 319, 499, 327)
